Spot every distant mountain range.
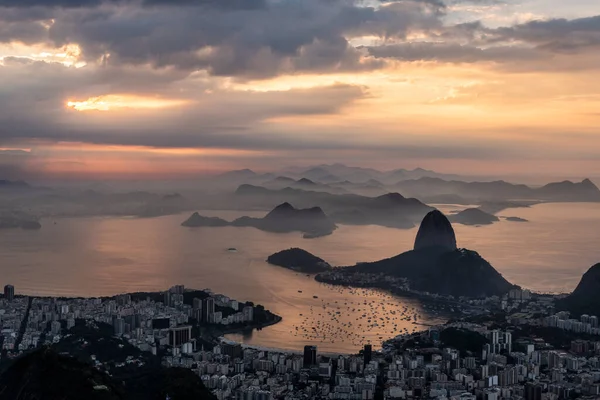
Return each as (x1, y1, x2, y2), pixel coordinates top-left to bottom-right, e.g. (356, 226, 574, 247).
(182, 202, 337, 237)
(212, 164, 600, 203)
(234, 185, 433, 229)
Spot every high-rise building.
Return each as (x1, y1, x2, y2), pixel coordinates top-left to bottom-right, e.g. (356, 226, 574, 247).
(222, 343, 243, 360)
(163, 291, 171, 307)
(303, 345, 317, 368)
(525, 382, 543, 400)
(171, 285, 185, 294)
(203, 297, 215, 322)
(114, 318, 125, 336)
(193, 297, 202, 310)
(4, 285, 14, 302)
(169, 325, 192, 347)
(363, 344, 372, 365)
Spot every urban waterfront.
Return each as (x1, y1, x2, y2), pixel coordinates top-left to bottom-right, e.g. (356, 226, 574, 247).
(1, 203, 600, 354)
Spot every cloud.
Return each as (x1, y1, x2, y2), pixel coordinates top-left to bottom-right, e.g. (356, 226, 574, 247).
(0, 0, 267, 9)
(486, 15, 600, 52)
(0, 0, 444, 78)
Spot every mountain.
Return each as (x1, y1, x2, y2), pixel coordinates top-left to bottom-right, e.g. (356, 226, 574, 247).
(536, 179, 600, 201)
(267, 248, 332, 273)
(0, 347, 125, 400)
(234, 185, 433, 229)
(559, 263, 600, 316)
(414, 210, 457, 251)
(0, 179, 30, 190)
(217, 168, 257, 180)
(181, 213, 229, 227)
(0, 322, 218, 400)
(449, 208, 500, 226)
(284, 164, 464, 184)
(395, 177, 600, 202)
(182, 202, 337, 237)
(314, 210, 515, 298)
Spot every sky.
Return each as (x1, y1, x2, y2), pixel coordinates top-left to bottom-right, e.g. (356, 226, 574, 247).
(1, 0, 600, 182)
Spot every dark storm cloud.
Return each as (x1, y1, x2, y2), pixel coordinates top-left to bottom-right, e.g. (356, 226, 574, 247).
(366, 42, 543, 63)
(0, 0, 266, 9)
(0, 0, 442, 78)
(486, 15, 600, 52)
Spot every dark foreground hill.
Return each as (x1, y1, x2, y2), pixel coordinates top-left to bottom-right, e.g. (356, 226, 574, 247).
(312, 210, 516, 298)
(0, 323, 217, 400)
(558, 263, 600, 316)
(0, 348, 125, 400)
(349, 246, 515, 298)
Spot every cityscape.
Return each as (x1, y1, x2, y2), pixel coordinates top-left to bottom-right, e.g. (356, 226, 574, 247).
(3, 281, 600, 399)
(1, 0, 600, 397)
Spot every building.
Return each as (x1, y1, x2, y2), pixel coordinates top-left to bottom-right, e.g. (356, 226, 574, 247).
(203, 297, 215, 322)
(222, 343, 243, 360)
(303, 345, 317, 367)
(114, 318, 125, 336)
(242, 306, 254, 322)
(4, 285, 14, 302)
(169, 325, 192, 347)
(163, 291, 171, 307)
(364, 344, 372, 365)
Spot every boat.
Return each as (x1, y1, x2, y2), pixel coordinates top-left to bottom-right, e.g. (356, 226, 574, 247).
(298, 290, 303, 293)
(227, 248, 237, 252)
(313, 295, 318, 299)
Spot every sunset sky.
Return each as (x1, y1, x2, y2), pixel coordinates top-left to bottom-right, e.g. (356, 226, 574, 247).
(1, 0, 600, 181)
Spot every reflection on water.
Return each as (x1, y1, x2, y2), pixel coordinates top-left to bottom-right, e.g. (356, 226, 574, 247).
(0, 202, 599, 352)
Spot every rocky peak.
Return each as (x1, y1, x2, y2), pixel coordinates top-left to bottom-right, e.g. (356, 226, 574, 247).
(414, 210, 457, 251)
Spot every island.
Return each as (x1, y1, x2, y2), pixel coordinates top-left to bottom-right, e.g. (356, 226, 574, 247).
(0, 213, 42, 230)
(448, 208, 500, 226)
(267, 248, 332, 273)
(505, 216, 529, 222)
(182, 202, 337, 237)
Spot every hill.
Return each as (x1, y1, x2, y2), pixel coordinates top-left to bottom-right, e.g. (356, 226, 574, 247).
(314, 210, 516, 298)
(449, 208, 500, 226)
(234, 185, 433, 229)
(0, 322, 218, 400)
(267, 248, 332, 273)
(395, 177, 600, 202)
(0, 347, 125, 400)
(182, 202, 337, 237)
(558, 263, 600, 316)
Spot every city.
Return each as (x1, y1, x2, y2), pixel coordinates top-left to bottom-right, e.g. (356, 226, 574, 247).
(2, 283, 600, 399)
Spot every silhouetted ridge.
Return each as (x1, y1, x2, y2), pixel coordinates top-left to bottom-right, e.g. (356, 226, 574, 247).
(182, 203, 336, 236)
(0, 347, 125, 400)
(559, 263, 600, 316)
(311, 209, 515, 298)
(414, 210, 457, 251)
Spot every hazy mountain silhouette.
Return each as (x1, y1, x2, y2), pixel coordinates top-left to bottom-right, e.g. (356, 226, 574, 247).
(182, 202, 337, 236)
(395, 177, 600, 202)
(234, 185, 433, 229)
(449, 208, 500, 226)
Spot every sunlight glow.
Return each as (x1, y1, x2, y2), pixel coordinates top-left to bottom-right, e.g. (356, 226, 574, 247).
(66, 95, 190, 111)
